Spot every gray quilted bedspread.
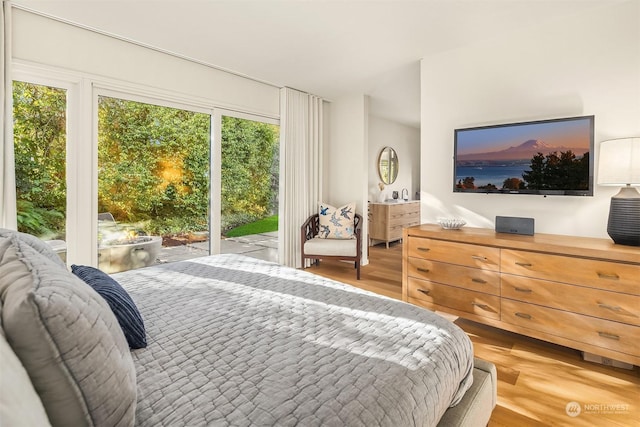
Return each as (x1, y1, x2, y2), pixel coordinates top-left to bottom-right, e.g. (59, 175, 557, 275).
(113, 254, 474, 427)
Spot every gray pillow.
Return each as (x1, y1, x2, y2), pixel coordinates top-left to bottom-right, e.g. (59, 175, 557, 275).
(0, 231, 136, 427)
(0, 228, 67, 269)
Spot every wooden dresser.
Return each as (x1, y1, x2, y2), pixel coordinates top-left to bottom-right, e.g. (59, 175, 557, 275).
(402, 224, 640, 366)
(369, 201, 420, 248)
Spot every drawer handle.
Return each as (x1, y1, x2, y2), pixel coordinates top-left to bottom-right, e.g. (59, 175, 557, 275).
(417, 267, 430, 273)
(417, 289, 430, 295)
(471, 255, 488, 262)
(471, 302, 490, 311)
(598, 303, 622, 312)
(471, 278, 487, 284)
(417, 247, 430, 252)
(515, 262, 533, 267)
(597, 331, 620, 341)
(597, 272, 620, 280)
(515, 312, 532, 320)
(514, 287, 532, 293)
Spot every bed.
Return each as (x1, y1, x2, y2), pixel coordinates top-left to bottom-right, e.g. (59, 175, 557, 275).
(113, 254, 495, 426)
(0, 228, 495, 427)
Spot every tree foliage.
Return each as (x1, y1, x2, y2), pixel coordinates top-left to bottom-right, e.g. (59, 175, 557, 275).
(522, 150, 589, 190)
(456, 177, 476, 190)
(14, 85, 279, 239)
(13, 81, 67, 237)
(98, 98, 279, 235)
(502, 177, 523, 190)
(98, 96, 211, 234)
(221, 116, 279, 232)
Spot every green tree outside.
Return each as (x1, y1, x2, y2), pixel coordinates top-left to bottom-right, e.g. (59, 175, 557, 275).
(13, 81, 66, 238)
(14, 83, 279, 240)
(221, 116, 279, 233)
(98, 96, 212, 235)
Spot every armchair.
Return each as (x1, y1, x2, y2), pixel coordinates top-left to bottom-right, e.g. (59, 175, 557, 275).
(301, 213, 363, 279)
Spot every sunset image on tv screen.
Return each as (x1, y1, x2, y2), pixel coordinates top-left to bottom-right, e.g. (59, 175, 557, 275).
(454, 116, 593, 195)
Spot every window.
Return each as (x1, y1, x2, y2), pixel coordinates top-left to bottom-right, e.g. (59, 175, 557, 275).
(10, 64, 279, 269)
(97, 96, 211, 273)
(220, 115, 279, 261)
(13, 81, 67, 242)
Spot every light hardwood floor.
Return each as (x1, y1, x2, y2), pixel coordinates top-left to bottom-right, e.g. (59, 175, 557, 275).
(304, 242, 640, 426)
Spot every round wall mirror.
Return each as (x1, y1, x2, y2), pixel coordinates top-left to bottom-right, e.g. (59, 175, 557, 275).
(378, 146, 399, 185)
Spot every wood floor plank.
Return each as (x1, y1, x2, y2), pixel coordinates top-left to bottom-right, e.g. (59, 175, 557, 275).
(304, 242, 640, 426)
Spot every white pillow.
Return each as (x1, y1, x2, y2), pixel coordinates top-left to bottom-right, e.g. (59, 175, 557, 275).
(318, 202, 356, 239)
(0, 322, 52, 427)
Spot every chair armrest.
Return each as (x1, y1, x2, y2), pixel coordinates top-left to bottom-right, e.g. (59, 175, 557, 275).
(354, 213, 362, 256)
(301, 214, 320, 243)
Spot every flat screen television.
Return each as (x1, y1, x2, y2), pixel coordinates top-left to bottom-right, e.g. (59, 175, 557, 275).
(453, 115, 594, 196)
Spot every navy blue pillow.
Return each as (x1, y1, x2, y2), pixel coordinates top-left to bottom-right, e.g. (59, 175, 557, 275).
(71, 265, 147, 349)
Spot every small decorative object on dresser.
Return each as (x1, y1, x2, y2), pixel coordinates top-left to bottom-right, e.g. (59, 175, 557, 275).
(402, 224, 640, 366)
(377, 182, 386, 202)
(437, 217, 466, 230)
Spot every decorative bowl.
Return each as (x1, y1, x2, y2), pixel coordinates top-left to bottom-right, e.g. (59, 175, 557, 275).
(437, 218, 466, 230)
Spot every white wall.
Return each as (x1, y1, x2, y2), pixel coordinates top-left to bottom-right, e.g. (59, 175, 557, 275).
(368, 116, 420, 202)
(12, 8, 280, 117)
(420, 1, 640, 239)
(327, 95, 369, 264)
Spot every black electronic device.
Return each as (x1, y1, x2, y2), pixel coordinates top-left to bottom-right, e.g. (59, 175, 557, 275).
(495, 216, 535, 235)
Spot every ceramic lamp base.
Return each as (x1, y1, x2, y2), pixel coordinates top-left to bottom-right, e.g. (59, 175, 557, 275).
(607, 186, 640, 246)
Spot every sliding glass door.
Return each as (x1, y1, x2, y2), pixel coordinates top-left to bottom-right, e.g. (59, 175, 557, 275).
(12, 73, 280, 270)
(219, 114, 279, 262)
(97, 95, 211, 273)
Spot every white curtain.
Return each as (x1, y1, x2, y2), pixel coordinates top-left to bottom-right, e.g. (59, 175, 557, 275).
(278, 87, 323, 268)
(1, 1, 17, 230)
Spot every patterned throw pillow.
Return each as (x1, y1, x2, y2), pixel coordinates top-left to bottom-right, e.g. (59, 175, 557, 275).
(318, 202, 356, 239)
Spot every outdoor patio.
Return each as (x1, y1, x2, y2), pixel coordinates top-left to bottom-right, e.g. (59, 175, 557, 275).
(156, 231, 279, 265)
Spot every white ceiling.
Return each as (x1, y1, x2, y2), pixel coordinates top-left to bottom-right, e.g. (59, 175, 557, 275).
(12, 0, 623, 128)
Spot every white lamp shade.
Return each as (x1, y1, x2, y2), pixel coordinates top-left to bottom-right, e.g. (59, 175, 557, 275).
(597, 137, 640, 186)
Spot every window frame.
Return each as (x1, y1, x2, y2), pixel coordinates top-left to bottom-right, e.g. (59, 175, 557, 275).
(13, 61, 280, 266)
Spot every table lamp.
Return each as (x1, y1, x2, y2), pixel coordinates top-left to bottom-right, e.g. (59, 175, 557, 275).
(597, 137, 640, 246)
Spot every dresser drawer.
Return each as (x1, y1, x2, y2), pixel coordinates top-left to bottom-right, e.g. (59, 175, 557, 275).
(408, 257, 500, 295)
(502, 275, 640, 326)
(407, 237, 500, 271)
(388, 224, 404, 240)
(390, 214, 419, 228)
(392, 202, 420, 216)
(501, 249, 640, 295)
(408, 277, 500, 319)
(501, 299, 640, 356)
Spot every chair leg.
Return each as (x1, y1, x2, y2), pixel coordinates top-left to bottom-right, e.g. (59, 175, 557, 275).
(356, 262, 360, 280)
